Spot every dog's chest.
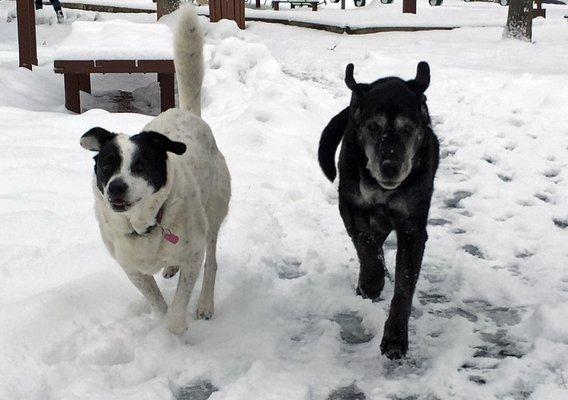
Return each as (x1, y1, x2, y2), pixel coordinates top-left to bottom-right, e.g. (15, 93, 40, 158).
(359, 180, 389, 205)
(357, 180, 409, 215)
(102, 226, 184, 275)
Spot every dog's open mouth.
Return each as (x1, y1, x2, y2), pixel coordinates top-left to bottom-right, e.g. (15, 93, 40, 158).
(110, 198, 132, 212)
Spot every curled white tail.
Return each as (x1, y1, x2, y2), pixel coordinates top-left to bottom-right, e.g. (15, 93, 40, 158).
(174, 5, 204, 117)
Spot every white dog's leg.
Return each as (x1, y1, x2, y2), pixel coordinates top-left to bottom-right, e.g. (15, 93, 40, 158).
(125, 271, 168, 314)
(166, 250, 204, 335)
(196, 230, 219, 320)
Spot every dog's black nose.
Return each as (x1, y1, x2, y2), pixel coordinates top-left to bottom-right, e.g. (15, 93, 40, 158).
(108, 179, 127, 198)
(380, 160, 400, 180)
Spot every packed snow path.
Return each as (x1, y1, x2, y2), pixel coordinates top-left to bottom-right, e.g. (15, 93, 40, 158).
(1, 4, 568, 399)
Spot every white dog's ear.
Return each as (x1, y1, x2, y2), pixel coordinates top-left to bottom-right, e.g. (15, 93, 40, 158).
(80, 127, 117, 152)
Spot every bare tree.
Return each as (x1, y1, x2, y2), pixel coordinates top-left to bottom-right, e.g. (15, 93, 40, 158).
(503, 0, 533, 41)
(157, 0, 180, 18)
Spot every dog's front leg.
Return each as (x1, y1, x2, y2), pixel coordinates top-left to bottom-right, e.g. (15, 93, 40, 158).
(125, 271, 168, 314)
(380, 228, 427, 360)
(339, 198, 390, 300)
(166, 249, 205, 335)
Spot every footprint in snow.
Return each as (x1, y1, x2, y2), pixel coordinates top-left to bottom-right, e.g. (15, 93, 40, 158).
(473, 330, 524, 359)
(418, 292, 450, 305)
(553, 217, 568, 229)
(463, 244, 485, 259)
(327, 383, 366, 400)
(332, 312, 374, 345)
(497, 173, 512, 182)
(443, 191, 472, 209)
(277, 259, 305, 280)
(534, 192, 554, 204)
(173, 381, 218, 400)
(543, 168, 560, 179)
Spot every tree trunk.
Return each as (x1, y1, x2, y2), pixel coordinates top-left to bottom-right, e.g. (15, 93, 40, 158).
(157, 0, 179, 19)
(503, 0, 533, 41)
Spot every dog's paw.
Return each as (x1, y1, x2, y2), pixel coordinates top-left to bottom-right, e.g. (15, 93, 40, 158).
(166, 312, 188, 335)
(380, 333, 408, 360)
(162, 265, 179, 279)
(196, 300, 214, 320)
(356, 279, 384, 302)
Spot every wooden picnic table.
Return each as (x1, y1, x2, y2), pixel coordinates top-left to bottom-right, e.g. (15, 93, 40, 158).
(53, 20, 175, 114)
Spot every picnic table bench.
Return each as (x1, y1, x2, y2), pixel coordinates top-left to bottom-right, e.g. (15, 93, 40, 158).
(272, 0, 325, 11)
(53, 20, 175, 114)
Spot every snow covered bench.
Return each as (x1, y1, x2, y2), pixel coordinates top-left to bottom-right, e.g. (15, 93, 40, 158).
(54, 20, 175, 114)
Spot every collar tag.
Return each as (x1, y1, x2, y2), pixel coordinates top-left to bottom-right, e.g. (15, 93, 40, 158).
(160, 226, 180, 244)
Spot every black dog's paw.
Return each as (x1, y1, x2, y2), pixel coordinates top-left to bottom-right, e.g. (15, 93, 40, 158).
(381, 322, 408, 360)
(380, 333, 408, 360)
(356, 278, 384, 302)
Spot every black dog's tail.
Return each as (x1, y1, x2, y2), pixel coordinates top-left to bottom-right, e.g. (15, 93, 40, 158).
(318, 107, 349, 182)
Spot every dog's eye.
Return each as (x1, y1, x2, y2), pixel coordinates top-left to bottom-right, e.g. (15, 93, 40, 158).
(100, 156, 116, 172)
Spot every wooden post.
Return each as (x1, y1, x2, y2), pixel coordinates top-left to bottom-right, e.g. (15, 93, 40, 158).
(531, 0, 546, 19)
(63, 74, 81, 113)
(341, 0, 345, 9)
(209, 0, 244, 29)
(78, 74, 91, 94)
(17, 0, 38, 69)
(156, 0, 179, 19)
(402, 0, 416, 14)
(158, 73, 175, 112)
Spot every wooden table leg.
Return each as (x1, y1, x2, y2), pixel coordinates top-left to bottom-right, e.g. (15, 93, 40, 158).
(78, 73, 91, 94)
(63, 73, 81, 113)
(158, 73, 175, 112)
(17, 0, 38, 69)
(403, 0, 416, 14)
(255, 0, 260, 7)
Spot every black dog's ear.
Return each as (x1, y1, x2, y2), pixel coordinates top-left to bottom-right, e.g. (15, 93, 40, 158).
(80, 127, 116, 152)
(138, 131, 187, 155)
(408, 61, 430, 94)
(345, 63, 358, 91)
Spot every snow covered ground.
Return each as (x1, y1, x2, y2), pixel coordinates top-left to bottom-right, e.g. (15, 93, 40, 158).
(1, 1, 568, 399)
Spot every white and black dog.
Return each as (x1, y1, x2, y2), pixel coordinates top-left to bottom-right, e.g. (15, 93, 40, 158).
(80, 5, 231, 335)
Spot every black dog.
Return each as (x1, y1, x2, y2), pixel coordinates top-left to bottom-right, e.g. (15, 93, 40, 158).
(318, 62, 439, 359)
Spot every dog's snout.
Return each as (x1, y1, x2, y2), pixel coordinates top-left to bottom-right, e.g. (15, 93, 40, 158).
(380, 160, 400, 180)
(108, 179, 127, 198)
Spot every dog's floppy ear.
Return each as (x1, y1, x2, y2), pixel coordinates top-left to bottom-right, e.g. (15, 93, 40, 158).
(138, 131, 187, 155)
(80, 127, 117, 152)
(407, 61, 430, 94)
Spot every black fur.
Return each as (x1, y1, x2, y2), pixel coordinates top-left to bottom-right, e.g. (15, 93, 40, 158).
(318, 63, 439, 360)
(129, 131, 186, 192)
